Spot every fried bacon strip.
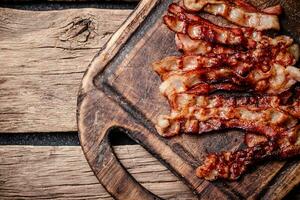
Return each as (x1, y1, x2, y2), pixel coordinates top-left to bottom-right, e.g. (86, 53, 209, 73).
(183, 0, 282, 14)
(152, 47, 297, 79)
(167, 93, 298, 113)
(152, 1, 300, 181)
(196, 125, 300, 180)
(175, 33, 299, 59)
(156, 93, 299, 138)
(175, 33, 235, 55)
(183, 0, 280, 30)
(164, 4, 292, 48)
(164, 4, 254, 47)
(158, 63, 300, 97)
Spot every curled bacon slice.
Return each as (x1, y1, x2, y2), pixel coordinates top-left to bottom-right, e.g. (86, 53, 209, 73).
(158, 63, 300, 97)
(175, 33, 236, 55)
(183, 0, 280, 30)
(196, 125, 300, 180)
(175, 33, 299, 61)
(164, 5, 251, 47)
(153, 1, 300, 181)
(164, 4, 292, 48)
(156, 94, 299, 138)
(152, 47, 296, 79)
(168, 93, 285, 112)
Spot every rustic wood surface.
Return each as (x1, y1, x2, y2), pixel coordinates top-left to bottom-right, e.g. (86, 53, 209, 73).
(1, 0, 299, 133)
(0, 145, 195, 200)
(78, 0, 300, 199)
(0, 0, 299, 199)
(0, 7, 131, 133)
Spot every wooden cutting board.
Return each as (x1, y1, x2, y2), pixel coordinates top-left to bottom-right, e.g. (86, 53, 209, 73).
(77, 0, 300, 199)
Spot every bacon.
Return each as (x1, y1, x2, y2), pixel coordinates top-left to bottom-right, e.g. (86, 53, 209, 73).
(244, 133, 268, 147)
(152, 47, 296, 78)
(156, 94, 299, 137)
(153, 44, 299, 96)
(183, 0, 280, 30)
(164, 4, 293, 48)
(184, 83, 245, 95)
(156, 108, 297, 138)
(158, 64, 300, 97)
(164, 6, 251, 47)
(152, 1, 300, 181)
(196, 125, 300, 180)
(196, 141, 276, 180)
(176, 33, 299, 61)
(168, 93, 283, 111)
(175, 33, 236, 55)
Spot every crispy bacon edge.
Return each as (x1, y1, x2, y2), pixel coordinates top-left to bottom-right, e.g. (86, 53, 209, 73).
(196, 125, 300, 180)
(156, 94, 299, 138)
(183, 0, 281, 30)
(163, 4, 293, 49)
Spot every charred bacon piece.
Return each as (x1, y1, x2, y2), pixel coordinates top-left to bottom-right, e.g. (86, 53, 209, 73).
(164, 4, 292, 48)
(175, 33, 299, 59)
(152, 1, 300, 181)
(158, 64, 300, 97)
(183, 0, 281, 30)
(156, 94, 299, 137)
(175, 33, 236, 55)
(152, 47, 297, 79)
(196, 125, 300, 180)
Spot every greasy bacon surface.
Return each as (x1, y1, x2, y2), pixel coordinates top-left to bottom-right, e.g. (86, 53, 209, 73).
(151, 1, 300, 181)
(196, 125, 300, 180)
(164, 4, 254, 47)
(155, 94, 299, 137)
(158, 63, 300, 96)
(175, 33, 235, 55)
(175, 33, 299, 60)
(164, 4, 292, 49)
(153, 46, 297, 78)
(183, 0, 280, 30)
(153, 37, 299, 95)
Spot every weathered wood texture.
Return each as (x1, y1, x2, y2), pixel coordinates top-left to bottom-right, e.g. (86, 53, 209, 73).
(78, 0, 300, 199)
(1, 145, 299, 200)
(1, 0, 299, 134)
(0, 145, 195, 199)
(0, 7, 131, 133)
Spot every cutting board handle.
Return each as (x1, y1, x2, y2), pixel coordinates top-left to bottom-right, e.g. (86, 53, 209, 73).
(78, 88, 162, 200)
(95, 126, 161, 200)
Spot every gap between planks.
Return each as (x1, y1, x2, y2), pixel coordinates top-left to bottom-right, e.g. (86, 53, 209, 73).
(1, 145, 298, 199)
(0, 145, 195, 200)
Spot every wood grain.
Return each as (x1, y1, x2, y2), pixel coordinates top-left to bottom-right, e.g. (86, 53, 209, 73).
(0, 7, 131, 133)
(0, 145, 195, 199)
(77, 0, 300, 199)
(0, 145, 298, 199)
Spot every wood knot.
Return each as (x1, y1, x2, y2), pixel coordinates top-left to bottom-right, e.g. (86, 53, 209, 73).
(59, 16, 97, 43)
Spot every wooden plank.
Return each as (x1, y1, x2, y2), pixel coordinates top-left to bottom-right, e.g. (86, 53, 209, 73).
(77, 0, 300, 198)
(0, 8, 132, 133)
(261, 161, 300, 200)
(0, 145, 195, 199)
(0, 8, 131, 132)
(1, 145, 298, 199)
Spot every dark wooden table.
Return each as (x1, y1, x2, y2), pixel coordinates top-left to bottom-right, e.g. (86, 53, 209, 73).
(0, 1, 299, 199)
